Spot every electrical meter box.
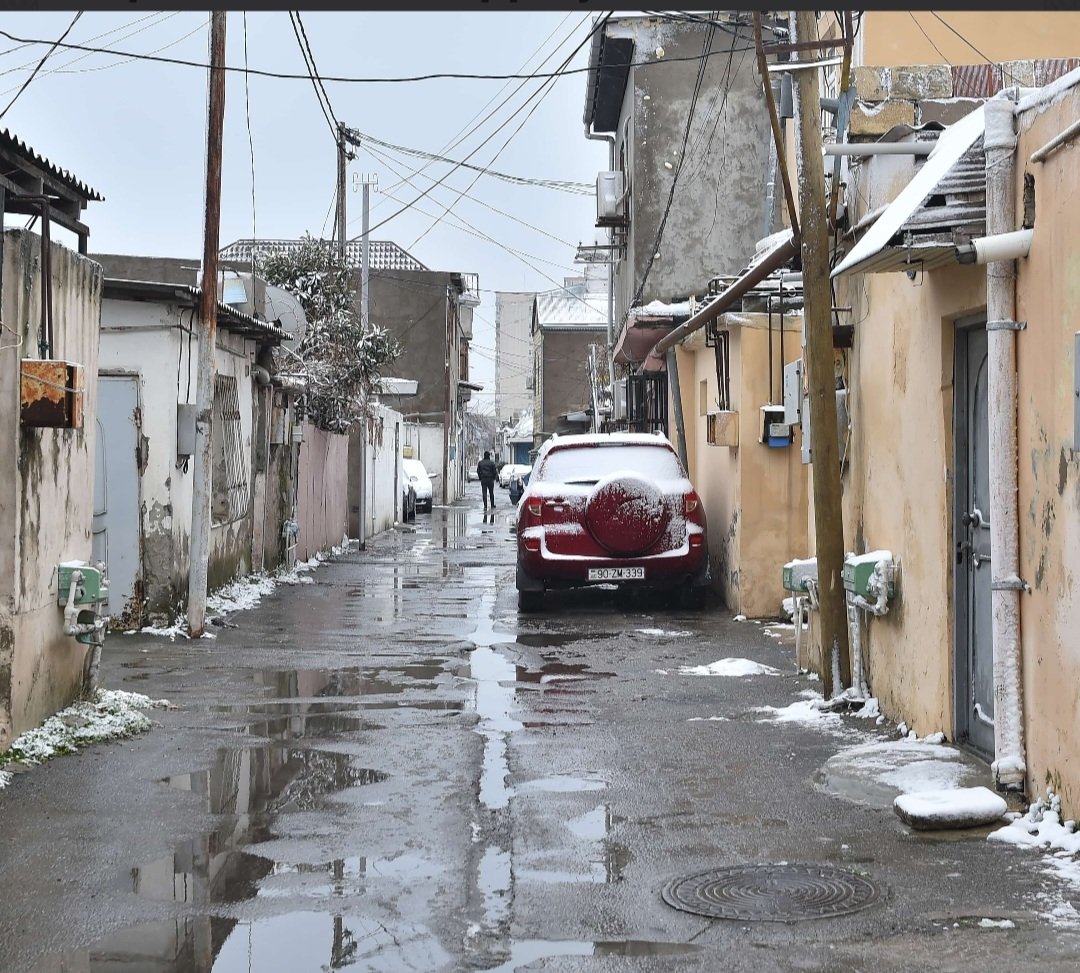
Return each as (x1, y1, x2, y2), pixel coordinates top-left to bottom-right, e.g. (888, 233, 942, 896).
(176, 404, 197, 457)
(782, 557, 817, 592)
(57, 564, 107, 606)
(783, 360, 802, 425)
(842, 551, 896, 598)
(759, 405, 792, 447)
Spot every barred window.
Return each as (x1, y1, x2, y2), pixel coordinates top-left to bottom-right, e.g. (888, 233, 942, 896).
(212, 375, 249, 524)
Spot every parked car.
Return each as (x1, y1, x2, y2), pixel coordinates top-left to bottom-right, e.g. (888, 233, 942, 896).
(402, 458, 435, 513)
(508, 467, 531, 505)
(515, 433, 709, 612)
(499, 462, 530, 489)
(401, 476, 417, 522)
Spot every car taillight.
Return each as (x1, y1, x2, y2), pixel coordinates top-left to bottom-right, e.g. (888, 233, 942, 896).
(526, 499, 542, 518)
(524, 537, 540, 552)
(684, 493, 700, 516)
(689, 534, 704, 549)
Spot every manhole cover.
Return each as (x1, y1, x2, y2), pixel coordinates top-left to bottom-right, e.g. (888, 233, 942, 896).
(661, 863, 881, 921)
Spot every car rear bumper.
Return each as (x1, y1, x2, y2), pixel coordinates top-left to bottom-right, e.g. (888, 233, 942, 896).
(516, 542, 708, 590)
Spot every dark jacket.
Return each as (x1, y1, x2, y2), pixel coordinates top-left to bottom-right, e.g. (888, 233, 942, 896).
(477, 458, 498, 483)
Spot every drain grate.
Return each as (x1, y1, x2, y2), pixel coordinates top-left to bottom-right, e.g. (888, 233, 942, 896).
(661, 863, 881, 921)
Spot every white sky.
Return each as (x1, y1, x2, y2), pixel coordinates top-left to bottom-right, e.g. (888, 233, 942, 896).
(0, 11, 615, 413)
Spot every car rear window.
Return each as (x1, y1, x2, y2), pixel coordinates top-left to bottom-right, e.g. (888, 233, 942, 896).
(535, 444, 684, 485)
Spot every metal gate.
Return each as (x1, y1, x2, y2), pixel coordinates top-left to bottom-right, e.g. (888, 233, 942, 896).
(93, 375, 142, 625)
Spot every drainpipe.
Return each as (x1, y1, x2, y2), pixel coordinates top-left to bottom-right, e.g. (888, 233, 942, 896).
(586, 125, 617, 423)
(984, 95, 1027, 792)
(665, 348, 689, 470)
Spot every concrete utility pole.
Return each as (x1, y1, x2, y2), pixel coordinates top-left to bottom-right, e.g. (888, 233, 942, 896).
(791, 9, 850, 695)
(358, 174, 375, 547)
(187, 11, 227, 638)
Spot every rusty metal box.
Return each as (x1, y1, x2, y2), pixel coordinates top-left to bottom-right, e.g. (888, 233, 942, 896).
(20, 359, 84, 429)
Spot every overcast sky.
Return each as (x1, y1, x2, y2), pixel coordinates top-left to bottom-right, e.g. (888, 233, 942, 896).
(1, 11, 615, 413)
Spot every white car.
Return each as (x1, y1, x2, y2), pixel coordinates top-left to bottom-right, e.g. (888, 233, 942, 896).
(499, 463, 530, 489)
(402, 458, 437, 512)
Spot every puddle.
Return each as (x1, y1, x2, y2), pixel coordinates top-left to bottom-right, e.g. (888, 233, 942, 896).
(253, 666, 440, 699)
(516, 661, 616, 685)
(479, 939, 703, 972)
(60, 911, 452, 972)
(244, 713, 376, 740)
(164, 746, 389, 816)
(567, 804, 626, 841)
(518, 775, 607, 794)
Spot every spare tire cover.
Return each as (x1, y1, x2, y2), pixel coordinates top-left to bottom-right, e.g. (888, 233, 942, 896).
(585, 473, 670, 555)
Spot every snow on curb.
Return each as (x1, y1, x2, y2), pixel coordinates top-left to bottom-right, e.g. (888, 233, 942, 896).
(133, 534, 351, 639)
(894, 786, 1008, 830)
(0, 689, 171, 787)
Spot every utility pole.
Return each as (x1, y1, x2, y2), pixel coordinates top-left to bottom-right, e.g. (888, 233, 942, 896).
(187, 11, 227, 638)
(358, 173, 376, 547)
(791, 9, 851, 695)
(335, 122, 347, 259)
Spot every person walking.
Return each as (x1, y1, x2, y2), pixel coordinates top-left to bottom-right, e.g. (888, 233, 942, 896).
(477, 451, 498, 510)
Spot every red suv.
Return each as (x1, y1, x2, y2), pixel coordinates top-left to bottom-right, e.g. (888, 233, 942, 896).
(515, 433, 710, 611)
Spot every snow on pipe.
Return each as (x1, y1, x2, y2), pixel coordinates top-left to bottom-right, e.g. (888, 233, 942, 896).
(955, 229, 1033, 265)
(845, 593, 865, 697)
(823, 142, 935, 156)
(984, 96, 1027, 791)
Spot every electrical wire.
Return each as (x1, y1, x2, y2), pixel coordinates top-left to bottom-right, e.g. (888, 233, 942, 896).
(928, 12, 1020, 86)
(0, 12, 82, 120)
(243, 13, 256, 254)
(287, 11, 337, 139)
(0, 27, 755, 84)
(907, 12, 951, 66)
(292, 11, 338, 128)
(357, 14, 609, 241)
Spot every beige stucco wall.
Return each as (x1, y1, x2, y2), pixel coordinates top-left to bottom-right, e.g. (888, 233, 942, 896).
(0, 230, 102, 747)
(1014, 84, 1080, 809)
(860, 12, 1080, 67)
(677, 311, 807, 617)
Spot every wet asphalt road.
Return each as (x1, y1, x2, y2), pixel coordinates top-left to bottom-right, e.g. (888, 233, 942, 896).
(3, 496, 1080, 972)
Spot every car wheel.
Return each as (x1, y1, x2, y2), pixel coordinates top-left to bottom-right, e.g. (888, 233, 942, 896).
(518, 589, 544, 613)
(677, 586, 707, 611)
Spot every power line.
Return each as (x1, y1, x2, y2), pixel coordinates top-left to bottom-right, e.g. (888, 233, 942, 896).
(907, 12, 950, 66)
(292, 11, 338, 127)
(0, 12, 82, 120)
(243, 13, 256, 254)
(928, 12, 1020, 86)
(355, 14, 609, 241)
(0, 27, 755, 85)
(287, 11, 336, 139)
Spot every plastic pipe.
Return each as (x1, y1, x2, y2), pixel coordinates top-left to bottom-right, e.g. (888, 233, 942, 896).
(956, 228, 1033, 265)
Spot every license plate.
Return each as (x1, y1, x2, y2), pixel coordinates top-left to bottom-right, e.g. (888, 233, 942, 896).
(587, 567, 645, 581)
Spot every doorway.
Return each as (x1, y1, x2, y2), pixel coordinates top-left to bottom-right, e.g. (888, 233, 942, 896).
(953, 318, 993, 757)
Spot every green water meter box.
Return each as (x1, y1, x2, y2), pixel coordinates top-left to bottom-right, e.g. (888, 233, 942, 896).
(782, 557, 818, 592)
(842, 551, 895, 598)
(57, 564, 107, 606)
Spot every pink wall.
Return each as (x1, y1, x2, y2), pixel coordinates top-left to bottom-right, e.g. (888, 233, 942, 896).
(295, 425, 350, 562)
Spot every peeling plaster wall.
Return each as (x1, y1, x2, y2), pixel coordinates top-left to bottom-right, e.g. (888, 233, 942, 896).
(607, 17, 772, 327)
(0, 230, 102, 746)
(1015, 85, 1080, 810)
(98, 300, 260, 614)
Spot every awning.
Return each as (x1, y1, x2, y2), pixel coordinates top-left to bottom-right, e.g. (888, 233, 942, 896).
(832, 104, 987, 278)
(613, 301, 691, 365)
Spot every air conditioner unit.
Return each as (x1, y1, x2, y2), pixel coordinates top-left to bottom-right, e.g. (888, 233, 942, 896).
(597, 171, 625, 222)
(706, 410, 739, 447)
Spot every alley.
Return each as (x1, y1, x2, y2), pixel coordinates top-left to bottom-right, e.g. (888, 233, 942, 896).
(2, 497, 1079, 972)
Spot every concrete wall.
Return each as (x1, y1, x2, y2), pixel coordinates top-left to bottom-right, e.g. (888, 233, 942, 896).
(677, 311, 807, 617)
(495, 291, 534, 422)
(0, 230, 103, 746)
(537, 327, 607, 439)
(365, 404, 405, 535)
(295, 425, 349, 562)
(605, 17, 773, 326)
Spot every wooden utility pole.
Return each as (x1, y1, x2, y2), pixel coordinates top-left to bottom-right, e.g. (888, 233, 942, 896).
(187, 11, 227, 638)
(791, 9, 850, 695)
(335, 122, 347, 258)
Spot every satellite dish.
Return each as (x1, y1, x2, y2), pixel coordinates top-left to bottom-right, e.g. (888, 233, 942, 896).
(263, 284, 308, 340)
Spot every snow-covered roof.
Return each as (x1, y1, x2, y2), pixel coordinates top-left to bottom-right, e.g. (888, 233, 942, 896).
(534, 285, 609, 328)
(507, 411, 534, 441)
(220, 238, 428, 272)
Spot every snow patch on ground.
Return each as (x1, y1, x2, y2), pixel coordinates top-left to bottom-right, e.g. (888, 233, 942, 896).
(134, 540, 344, 639)
(637, 628, 691, 638)
(979, 918, 1016, 929)
(680, 658, 780, 677)
(687, 716, 729, 723)
(0, 689, 171, 782)
(733, 614, 747, 622)
(754, 693, 846, 732)
(830, 736, 969, 794)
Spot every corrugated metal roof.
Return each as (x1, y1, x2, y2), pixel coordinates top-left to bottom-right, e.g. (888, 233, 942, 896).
(102, 278, 290, 342)
(833, 105, 987, 278)
(0, 128, 103, 202)
(220, 238, 428, 272)
(534, 286, 609, 328)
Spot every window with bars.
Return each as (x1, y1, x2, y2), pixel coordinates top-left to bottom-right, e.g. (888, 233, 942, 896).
(212, 374, 249, 525)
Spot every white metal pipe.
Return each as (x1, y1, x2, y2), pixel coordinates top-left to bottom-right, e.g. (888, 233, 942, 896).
(984, 97, 1027, 791)
(823, 142, 934, 157)
(1029, 116, 1080, 164)
(846, 593, 865, 697)
(956, 228, 1033, 265)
